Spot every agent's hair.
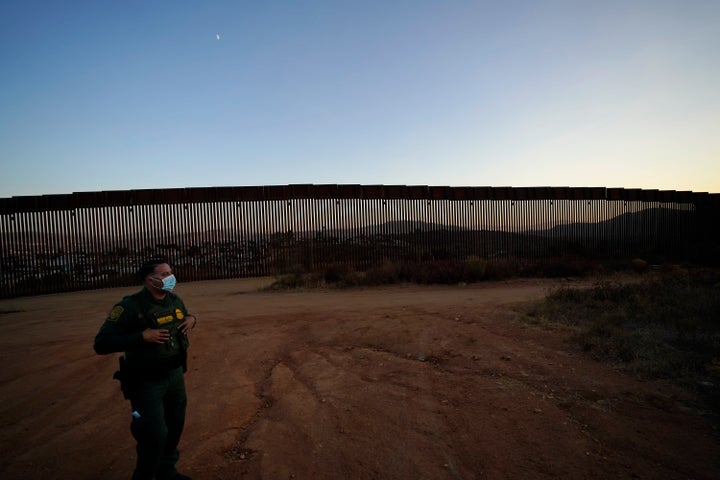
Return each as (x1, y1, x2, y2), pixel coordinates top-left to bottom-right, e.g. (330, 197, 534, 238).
(136, 257, 170, 282)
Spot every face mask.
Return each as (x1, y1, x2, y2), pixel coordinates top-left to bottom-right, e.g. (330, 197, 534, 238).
(154, 274, 177, 292)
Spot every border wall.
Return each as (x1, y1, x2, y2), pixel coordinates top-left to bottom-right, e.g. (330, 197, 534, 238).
(1, 185, 719, 298)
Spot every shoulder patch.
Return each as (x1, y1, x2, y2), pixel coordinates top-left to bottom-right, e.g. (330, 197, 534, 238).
(175, 309, 184, 320)
(108, 305, 124, 321)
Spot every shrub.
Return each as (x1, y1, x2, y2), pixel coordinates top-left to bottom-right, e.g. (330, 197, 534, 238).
(464, 256, 487, 281)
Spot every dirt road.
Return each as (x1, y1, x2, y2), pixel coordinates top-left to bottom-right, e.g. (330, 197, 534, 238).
(0, 277, 718, 479)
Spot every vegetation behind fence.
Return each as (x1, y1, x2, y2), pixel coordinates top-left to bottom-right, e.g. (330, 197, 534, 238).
(1, 185, 719, 298)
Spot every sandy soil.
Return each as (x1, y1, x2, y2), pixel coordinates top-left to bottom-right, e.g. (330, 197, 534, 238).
(0, 277, 718, 480)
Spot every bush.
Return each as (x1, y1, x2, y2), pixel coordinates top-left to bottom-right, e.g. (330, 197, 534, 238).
(464, 256, 487, 281)
(268, 257, 493, 289)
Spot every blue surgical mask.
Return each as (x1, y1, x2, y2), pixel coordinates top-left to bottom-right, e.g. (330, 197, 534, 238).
(155, 274, 176, 292)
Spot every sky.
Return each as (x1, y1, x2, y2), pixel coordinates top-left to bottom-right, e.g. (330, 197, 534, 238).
(1, 0, 719, 198)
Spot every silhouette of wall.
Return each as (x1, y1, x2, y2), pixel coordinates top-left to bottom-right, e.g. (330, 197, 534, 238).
(1, 185, 718, 297)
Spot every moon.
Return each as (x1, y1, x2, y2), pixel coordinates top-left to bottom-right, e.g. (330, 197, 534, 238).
(216, 34, 220, 40)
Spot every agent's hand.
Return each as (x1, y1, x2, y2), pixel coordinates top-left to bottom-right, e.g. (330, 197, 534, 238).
(142, 328, 171, 344)
(179, 315, 197, 335)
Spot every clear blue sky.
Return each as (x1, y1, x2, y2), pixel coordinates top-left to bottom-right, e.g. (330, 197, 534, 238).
(1, 0, 719, 197)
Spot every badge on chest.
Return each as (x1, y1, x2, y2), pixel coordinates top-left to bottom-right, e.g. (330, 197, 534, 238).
(153, 309, 179, 326)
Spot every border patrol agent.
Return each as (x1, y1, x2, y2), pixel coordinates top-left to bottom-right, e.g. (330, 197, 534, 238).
(94, 258, 197, 480)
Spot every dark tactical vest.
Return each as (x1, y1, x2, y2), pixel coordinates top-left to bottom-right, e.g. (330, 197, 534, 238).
(124, 291, 190, 375)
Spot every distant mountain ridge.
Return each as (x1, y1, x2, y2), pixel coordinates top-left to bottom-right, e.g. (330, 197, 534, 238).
(541, 207, 694, 238)
(2, 207, 694, 250)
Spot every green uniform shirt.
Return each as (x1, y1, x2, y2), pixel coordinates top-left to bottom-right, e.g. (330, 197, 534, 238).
(94, 287, 190, 374)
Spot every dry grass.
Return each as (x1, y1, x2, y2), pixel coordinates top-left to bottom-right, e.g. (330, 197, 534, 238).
(526, 268, 720, 411)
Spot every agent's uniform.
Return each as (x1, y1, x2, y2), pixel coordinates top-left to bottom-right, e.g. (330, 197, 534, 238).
(94, 287, 191, 480)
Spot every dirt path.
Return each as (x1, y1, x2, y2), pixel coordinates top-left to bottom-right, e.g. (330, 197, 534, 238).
(0, 277, 718, 479)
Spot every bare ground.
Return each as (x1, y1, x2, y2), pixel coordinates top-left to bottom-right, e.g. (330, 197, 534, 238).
(0, 277, 718, 480)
